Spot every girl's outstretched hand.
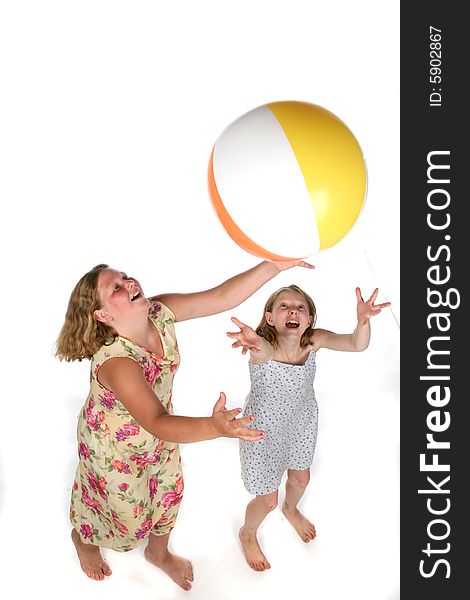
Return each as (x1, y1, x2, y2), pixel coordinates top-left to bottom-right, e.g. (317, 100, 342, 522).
(227, 317, 261, 355)
(356, 287, 391, 326)
(270, 259, 315, 272)
(211, 393, 264, 441)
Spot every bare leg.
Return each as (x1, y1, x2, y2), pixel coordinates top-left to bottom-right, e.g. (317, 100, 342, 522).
(144, 531, 194, 592)
(282, 469, 316, 543)
(239, 491, 278, 572)
(71, 529, 112, 581)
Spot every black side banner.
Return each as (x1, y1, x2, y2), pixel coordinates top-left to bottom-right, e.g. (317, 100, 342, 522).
(401, 4, 468, 598)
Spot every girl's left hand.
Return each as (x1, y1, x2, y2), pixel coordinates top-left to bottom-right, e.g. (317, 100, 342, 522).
(356, 287, 391, 326)
(270, 259, 315, 272)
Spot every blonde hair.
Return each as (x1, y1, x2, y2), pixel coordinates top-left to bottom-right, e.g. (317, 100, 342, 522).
(55, 264, 117, 362)
(256, 284, 317, 349)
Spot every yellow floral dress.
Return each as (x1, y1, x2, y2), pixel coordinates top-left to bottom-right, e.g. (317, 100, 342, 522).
(70, 300, 183, 552)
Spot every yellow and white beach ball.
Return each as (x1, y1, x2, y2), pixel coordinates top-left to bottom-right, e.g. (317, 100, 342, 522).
(208, 100, 367, 261)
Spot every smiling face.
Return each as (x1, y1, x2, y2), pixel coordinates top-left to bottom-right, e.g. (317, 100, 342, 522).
(265, 290, 313, 337)
(93, 268, 150, 326)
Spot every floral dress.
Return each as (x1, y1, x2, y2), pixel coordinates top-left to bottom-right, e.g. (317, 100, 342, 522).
(70, 300, 183, 552)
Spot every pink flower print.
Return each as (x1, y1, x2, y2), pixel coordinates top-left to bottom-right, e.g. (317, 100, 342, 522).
(129, 451, 159, 470)
(135, 518, 153, 540)
(161, 330, 166, 337)
(111, 510, 129, 536)
(118, 483, 129, 491)
(78, 442, 90, 459)
(96, 410, 109, 433)
(81, 486, 104, 514)
(152, 302, 162, 315)
(99, 390, 116, 409)
(86, 471, 98, 492)
(111, 460, 131, 474)
(143, 359, 162, 385)
(149, 475, 158, 502)
(155, 439, 165, 454)
(115, 423, 140, 442)
(96, 477, 107, 499)
(80, 523, 93, 539)
(153, 513, 170, 530)
(85, 404, 99, 432)
(175, 474, 184, 496)
(89, 397, 95, 409)
(161, 489, 182, 509)
(170, 361, 178, 373)
(86, 471, 108, 500)
(73, 481, 78, 490)
(133, 503, 144, 518)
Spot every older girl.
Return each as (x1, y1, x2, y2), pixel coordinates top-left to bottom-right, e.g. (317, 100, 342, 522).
(56, 260, 312, 590)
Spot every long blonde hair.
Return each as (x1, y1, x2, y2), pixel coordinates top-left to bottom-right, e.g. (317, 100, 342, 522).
(55, 264, 117, 361)
(256, 284, 317, 349)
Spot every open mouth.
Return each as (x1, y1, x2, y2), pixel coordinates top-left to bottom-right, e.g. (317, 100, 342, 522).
(285, 320, 300, 329)
(131, 291, 141, 302)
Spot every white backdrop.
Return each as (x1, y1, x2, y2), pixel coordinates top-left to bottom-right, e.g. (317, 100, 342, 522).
(0, 2, 399, 599)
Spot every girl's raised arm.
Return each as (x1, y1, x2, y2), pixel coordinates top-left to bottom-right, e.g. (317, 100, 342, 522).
(227, 317, 273, 365)
(97, 358, 264, 443)
(154, 260, 314, 322)
(311, 287, 391, 352)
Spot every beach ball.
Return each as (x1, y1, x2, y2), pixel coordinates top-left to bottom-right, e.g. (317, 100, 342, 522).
(208, 101, 367, 260)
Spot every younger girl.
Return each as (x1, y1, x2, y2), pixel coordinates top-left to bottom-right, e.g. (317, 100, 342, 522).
(227, 284, 390, 572)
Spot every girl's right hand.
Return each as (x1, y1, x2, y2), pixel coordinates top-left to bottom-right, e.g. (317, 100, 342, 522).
(211, 392, 264, 441)
(226, 317, 262, 355)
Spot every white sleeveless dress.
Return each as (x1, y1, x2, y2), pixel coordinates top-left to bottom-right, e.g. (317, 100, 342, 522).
(239, 349, 318, 496)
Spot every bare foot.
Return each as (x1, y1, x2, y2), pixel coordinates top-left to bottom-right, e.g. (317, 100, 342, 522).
(239, 526, 271, 572)
(282, 502, 316, 543)
(71, 529, 112, 581)
(144, 547, 194, 591)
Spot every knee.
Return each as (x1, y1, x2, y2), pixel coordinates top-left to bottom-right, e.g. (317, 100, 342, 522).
(287, 471, 310, 489)
(258, 491, 278, 512)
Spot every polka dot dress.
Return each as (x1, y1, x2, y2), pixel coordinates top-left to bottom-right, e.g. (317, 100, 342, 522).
(240, 349, 318, 496)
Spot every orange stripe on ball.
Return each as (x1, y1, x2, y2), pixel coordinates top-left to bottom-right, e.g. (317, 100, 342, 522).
(208, 148, 299, 261)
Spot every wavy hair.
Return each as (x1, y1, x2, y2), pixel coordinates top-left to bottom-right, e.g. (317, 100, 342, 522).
(55, 264, 117, 361)
(256, 284, 317, 349)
